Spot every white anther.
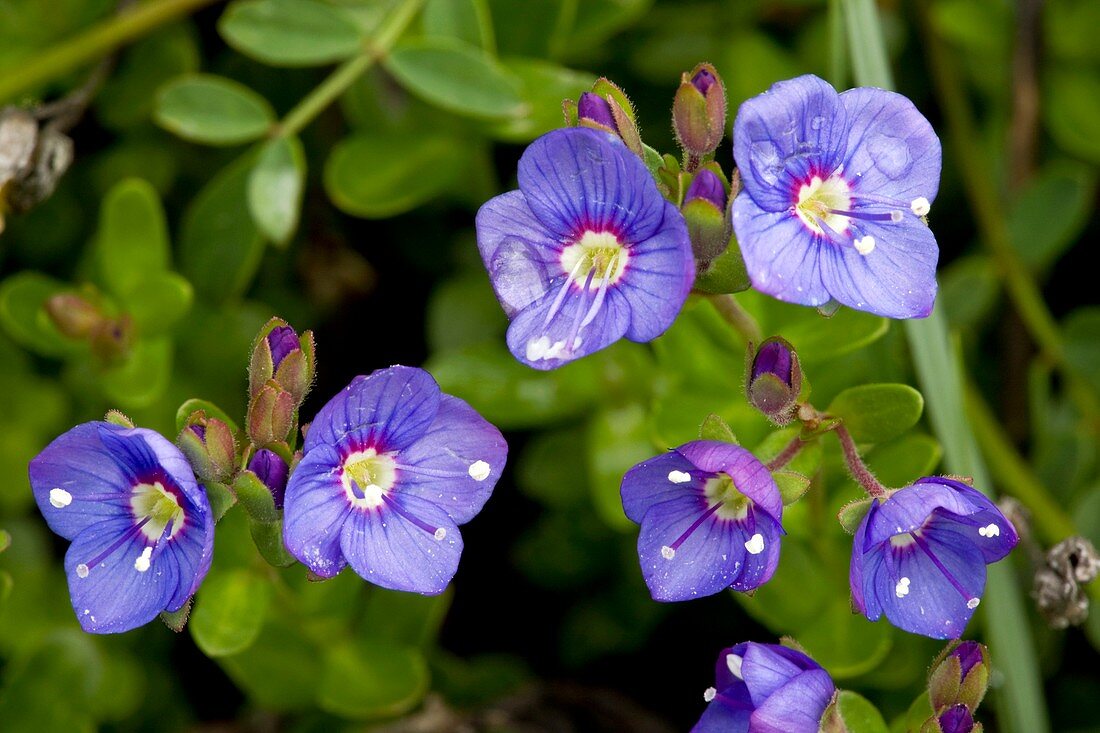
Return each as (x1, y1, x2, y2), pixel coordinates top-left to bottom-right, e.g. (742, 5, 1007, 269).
(890, 210, 903, 223)
(525, 336, 551, 361)
(744, 533, 765, 555)
(854, 235, 876, 255)
(661, 545, 676, 560)
(703, 686, 717, 702)
(967, 597, 980, 610)
(911, 197, 931, 216)
(726, 653, 744, 679)
(49, 488, 72, 508)
(668, 470, 692, 484)
(433, 528, 447, 541)
(468, 460, 491, 481)
(134, 546, 153, 572)
(895, 576, 911, 598)
(76, 563, 89, 578)
(978, 523, 1000, 538)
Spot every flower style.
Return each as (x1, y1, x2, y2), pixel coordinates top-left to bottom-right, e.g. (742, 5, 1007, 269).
(29, 422, 214, 633)
(731, 74, 941, 319)
(620, 441, 783, 601)
(850, 477, 1019, 639)
(283, 366, 507, 594)
(692, 642, 835, 733)
(475, 127, 695, 370)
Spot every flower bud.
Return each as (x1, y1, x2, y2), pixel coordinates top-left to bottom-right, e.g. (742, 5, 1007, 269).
(249, 318, 315, 404)
(567, 78, 644, 158)
(577, 92, 619, 134)
(682, 167, 730, 264)
(922, 704, 980, 733)
(89, 316, 134, 365)
(44, 292, 104, 339)
(673, 62, 727, 158)
(929, 640, 989, 712)
(177, 415, 237, 483)
(248, 381, 296, 448)
(746, 337, 802, 424)
(247, 448, 289, 509)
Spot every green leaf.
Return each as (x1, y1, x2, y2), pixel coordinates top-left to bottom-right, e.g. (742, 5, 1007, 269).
(247, 135, 305, 246)
(204, 482, 238, 523)
(699, 413, 738, 443)
(175, 398, 241, 434)
(587, 404, 652, 531)
(488, 58, 595, 142)
(1064, 307, 1100, 395)
(775, 306, 889, 363)
(736, 538, 830, 631)
(866, 433, 943, 488)
(99, 337, 173, 408)
(422, 0, 495, 51)
(324, 132, 469, 218)
(822, 690, 891, 733)
(190, 569, 272, 657)
(799, 601, 893, 679)
(123, 272, 193, 336)
(179, 152, 266, 301)
(1044, 68, 1100, 164)
(693, 234, 752, 294)
(516, 429, 590, 509)
(220, 618, 321, 710)
(218, 0, 363, 67)
(97, 178, 170, 296)
(940, 255, 999, 330)
(384, 38, 524, 119)
(360, 587, 451, 648)
(95, 24, 200, 130)
(773, 470, 811, 505)
(0, 272, 78, 357)
(838, 498, 874, 534)
(1008, 162, 1096, 270)
(155, 73, 275, 145)
(0, 631, 101, 732)
(319, 642, 429, 719)
(828, 383, 924, 444)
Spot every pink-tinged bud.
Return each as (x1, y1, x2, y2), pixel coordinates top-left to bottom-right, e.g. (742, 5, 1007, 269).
(248, 381, 295, 448)
(247, 448, 288, 509)
(45, 292, 103, 339)
(177, 414, 237, 483)
(929, 640, 990, 713)
(746, 337, 802, 424)
(673, 62, 727, 158)
(249, 318, 315, 404)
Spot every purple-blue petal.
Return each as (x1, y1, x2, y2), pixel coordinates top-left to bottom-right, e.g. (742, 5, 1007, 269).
(676, 441, 783, 521)
(691, 700, 750, 733)
(339, 495, 462, 595)
(64, 516, 178, 634)
(866, 480, 998, 546)
(750, 669, 835, 733)
(620, 450, 700, 524)
(849, 501, 879, 616)
(282, 443, 350, 579)
(267, 325, 300, 369)
(304, 367, 441, 453)
(731, 194, 834, 308)
(475, 190, 560, 317)
(939, 704, 975, 733)
(733, 75, 848, 212)
(248, 449, 289, 509)
(517, 128, 667, 241)
(685, 169, 727, 210)
(728, 509, 782, 592)
(577, 92, 617, 130)
(394, 394, 507, 524)
(839, 87, 941, 208)
(951, 641, 985, 678)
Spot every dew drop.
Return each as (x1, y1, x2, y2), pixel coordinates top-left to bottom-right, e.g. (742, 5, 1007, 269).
(867, 133, 912, 179)
(750, 141, 782, 185)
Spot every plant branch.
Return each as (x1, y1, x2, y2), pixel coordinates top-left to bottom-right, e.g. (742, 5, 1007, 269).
(764, 434, 806, 472)
(832, 423, 887, 498)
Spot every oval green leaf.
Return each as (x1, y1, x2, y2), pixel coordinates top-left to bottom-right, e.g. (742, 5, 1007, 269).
(190, 569, 272, 657)
(384, 38, 524, 119)
(0, 271, 80, 357)
(247, 135, 305, 246)
(827, 383, 924, 444)
(155, 74, 274, 145)
(318, 642, 429, 719)
(218, 0, 363, 67)
(97, 178, 170, 297)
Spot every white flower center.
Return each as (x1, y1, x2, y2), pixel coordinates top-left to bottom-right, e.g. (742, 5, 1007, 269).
(342, 448, 398, 509)
(130, 481, 185, 542)
(795, 175, 852, 235)
(559, 231, 629, 288)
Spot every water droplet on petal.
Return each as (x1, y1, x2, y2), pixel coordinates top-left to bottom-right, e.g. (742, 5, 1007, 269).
(867, 133, 912, 179)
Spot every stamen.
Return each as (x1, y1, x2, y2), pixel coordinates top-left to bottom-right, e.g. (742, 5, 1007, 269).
(744, 533, 765, 555)
(978, 523, 999, 538)
(665, 503, 722, 554)
(49, 488, 72, 508)
(76, 516, 151, 578)
(562, 269, 596, 355)
(468, 461, 491, 481)
(661, 545, 676, 559)
(392, 462, 490, 481)
(966, 598, 980, 609)
(578, 258, 614, 330)
(895, 576, 911, 598)
(380, 493, 443, 538)
(667, 470, 692, 484)
(911, 197, 930, 216)
(826, 208, 899, 223)
(433, 528, 447, 541)
(854, 236, 876, 255)
(703, 687, 717, 702)
(911, 532, 978, 607)
(726, 653, 744, 679)
(545, 256, 588, 325)
(134, 546, 153, 572)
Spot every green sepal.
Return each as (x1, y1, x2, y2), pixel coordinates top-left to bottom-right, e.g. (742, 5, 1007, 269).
(204, 481, 237, 524)
(591, 77, 636, 124)
(104, 409, 135, 428)
(838, 497, 875, 534)
(819, 690, 890, 733)
(699, 413, 738, 443)
(773, 470, 811, 505)
(175, 398, 240, 436)
(159, 597, 192, 632)
(248, 517, 296, 567)
(693, 232, 750, 294)
(233, 471, 295, 566)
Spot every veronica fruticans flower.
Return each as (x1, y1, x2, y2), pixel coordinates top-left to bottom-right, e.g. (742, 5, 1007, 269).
(475, 127, 694, 370)
(732, 74, 941, 318)
(29, 422, 214, 633)
(692, 642, 835, 733)
(850, 477, 1018, 639)
(283, 366, 506, 594)
(620, 441, 783, 601)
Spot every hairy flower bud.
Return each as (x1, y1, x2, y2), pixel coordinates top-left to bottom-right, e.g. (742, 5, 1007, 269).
(577, 92, 619, 134)
(682, 168, 731, 264)
(746, 337, 802, 424)
(929, 641, 989, 712)
(177, 415, 237, 483)
(566, 78, 644, 158)
(45, 292, 104, 339)
(673, 62, 726, 158)
(247, 448, 289, 509)
(248, 381, 296, 448)
(249, 318, 315, 404)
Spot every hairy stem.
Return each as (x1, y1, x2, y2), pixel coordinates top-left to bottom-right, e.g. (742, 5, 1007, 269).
(764, 434, 806, 472)
(832, 423, 886, 498)
(0, 0, 223, 104)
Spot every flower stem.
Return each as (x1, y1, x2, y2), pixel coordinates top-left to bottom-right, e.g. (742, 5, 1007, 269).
(705, 293, 762, 345)
(764, 434, 806, 471)
(0, 0, 223, 104)
(832, 423, 886, 498)
(274, 0, 424, 139)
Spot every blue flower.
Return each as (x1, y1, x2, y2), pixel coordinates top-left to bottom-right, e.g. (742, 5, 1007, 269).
(731, 74, 941, 319)
(283, 366, 507, 594)
(29, 422, 214, 633)
(620, 441, 784, 601)
(692, 641, 835, 733)
(849, 477, 1019, 639)
(475, 127, 695, 370)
